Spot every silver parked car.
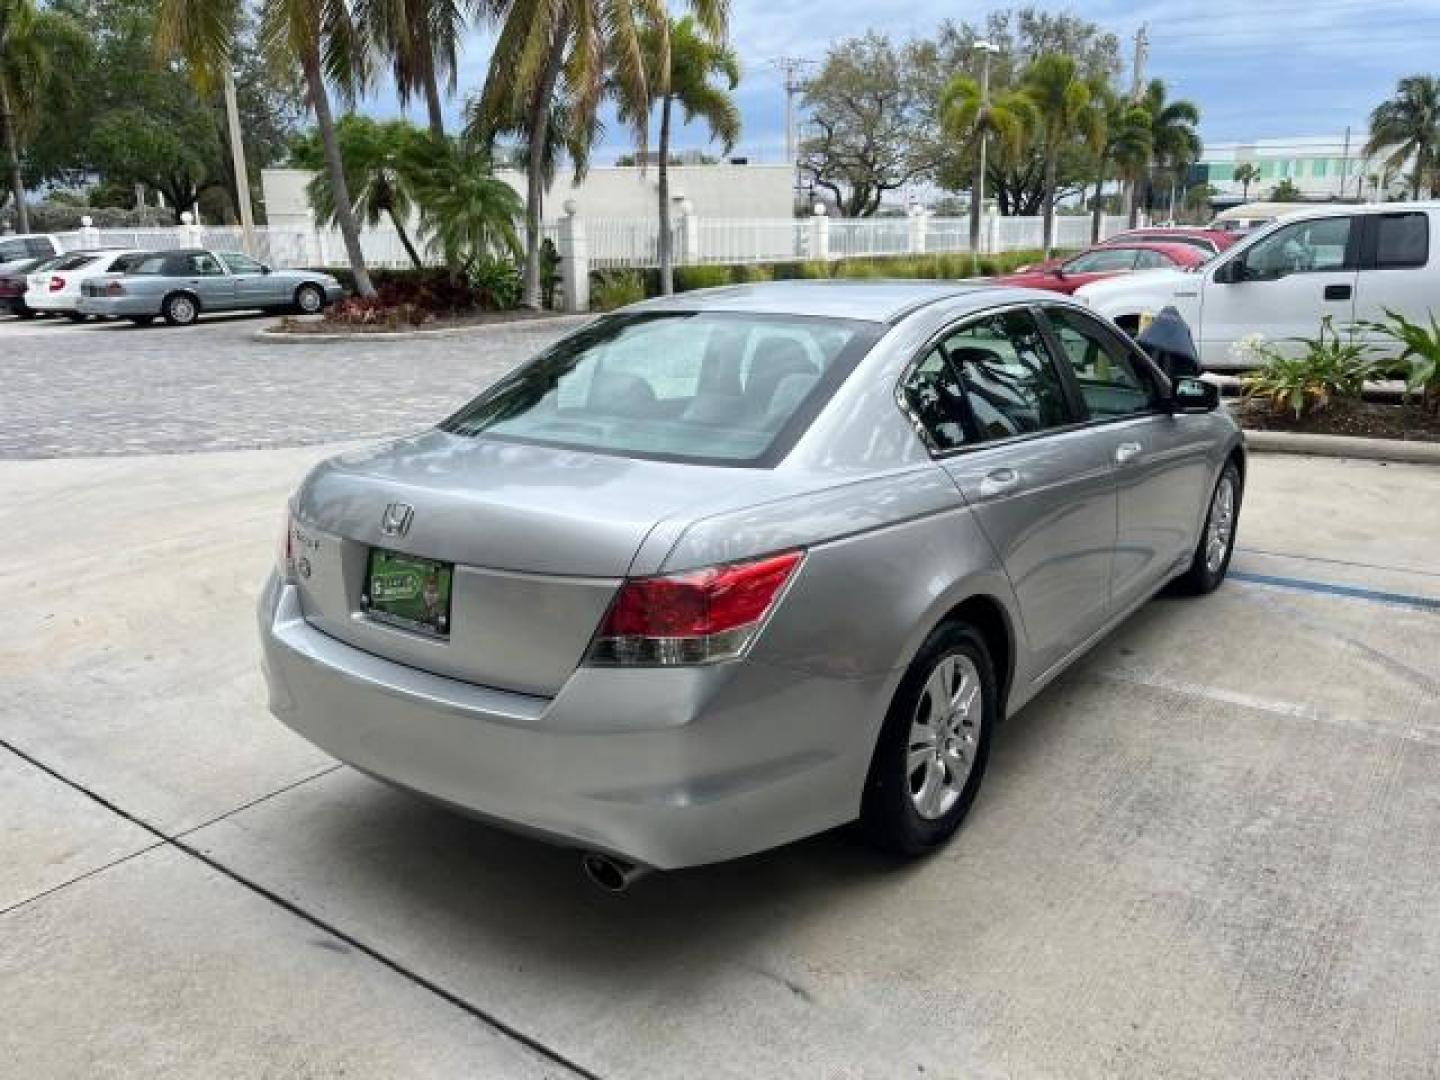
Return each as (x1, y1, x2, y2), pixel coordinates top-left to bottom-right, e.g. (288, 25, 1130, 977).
(259, 282, 1244, 886)
(78, 248, 344, 326)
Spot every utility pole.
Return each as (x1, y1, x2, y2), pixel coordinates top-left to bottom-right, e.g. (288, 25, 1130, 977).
(222, 68, 256, 256)
(1340, 125, 1352, 201)
(771, 57, 814, 164)
(970, 40, 995, 256)
(1126, 24, 1149, 225)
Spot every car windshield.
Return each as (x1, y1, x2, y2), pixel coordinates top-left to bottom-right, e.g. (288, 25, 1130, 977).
(442, 311, 880, 465)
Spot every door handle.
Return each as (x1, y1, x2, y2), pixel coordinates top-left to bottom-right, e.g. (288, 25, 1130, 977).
(1114, 441, 1143, 465)
(1324, 284, 1352, 301)
(978, 468, 1021, 499)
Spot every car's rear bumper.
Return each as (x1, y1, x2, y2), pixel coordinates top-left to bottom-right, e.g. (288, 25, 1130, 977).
(27, 293, 79, 313)
(78, 295, 159, 317)
(258, 574, 887, 869)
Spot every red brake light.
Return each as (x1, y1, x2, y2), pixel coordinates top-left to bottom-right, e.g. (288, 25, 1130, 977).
(588, 550, 803, 666)
(49, 275, 66, 292)
(105, 281, 126, 296)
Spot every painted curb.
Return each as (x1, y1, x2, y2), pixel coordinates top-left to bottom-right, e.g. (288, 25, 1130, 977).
(253, 314, 593, 344)
(1244, 429, 1440, 465)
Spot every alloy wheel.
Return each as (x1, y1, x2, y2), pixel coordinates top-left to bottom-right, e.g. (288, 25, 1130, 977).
(907, 653, 983, 820)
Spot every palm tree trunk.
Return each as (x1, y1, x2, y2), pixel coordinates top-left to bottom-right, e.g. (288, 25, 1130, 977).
(302, 51, 375, 297)
(968, 136, 984, 255)
(658, 93, 674, 295)
(521, 24, 568, 310)
(388, 207, 424, 268)
(0, 82, 29, 234)
(1089, 166, 1105, 244)
(420, 47, 445, 138)
(1042, 153, 1058, 256)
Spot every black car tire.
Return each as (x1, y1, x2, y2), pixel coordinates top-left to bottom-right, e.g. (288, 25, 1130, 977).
(65, 311, 88, 322)
(294, 283, 326, 314)
(128, 316, 155, 327)
(162, 293, 200, 327)
(1174, 460, 1243, 595)
(861, 622, 996, 857)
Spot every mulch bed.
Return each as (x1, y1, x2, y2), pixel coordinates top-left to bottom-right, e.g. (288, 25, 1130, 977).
(1235, 398, 1440, 443)
(275, 309, 564, 335)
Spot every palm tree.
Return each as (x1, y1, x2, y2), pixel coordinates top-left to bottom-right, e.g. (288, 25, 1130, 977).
(474, 0, 726, 309)
(1233, 162, 1259, 200)
(293, 116, 428, 268)
(0, 0, 84, 232)
(1136, 79, 1200, 226)
(155, 0, 378, 297)
(1086, 85, 1150, 243)
(1366, 75, 1440, 200)
(939, 73, 1036, 255)
(408, 138, 523, 271)
(1022, 54, 1101, 256)
(621, 16, 739, 295)
(358, 0, 485, 137)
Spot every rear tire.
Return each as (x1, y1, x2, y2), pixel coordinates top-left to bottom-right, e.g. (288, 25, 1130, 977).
(162, 293, 199, 327)
(65, 311, 88, 323)
(860, 622, 996, 856)
(1173, 460, 1242, 595)
(128, 315, 155, 327)
(294, 283, 325, 314)
(16, 307, 35, 319)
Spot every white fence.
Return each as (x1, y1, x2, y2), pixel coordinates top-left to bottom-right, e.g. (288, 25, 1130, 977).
(56, 212, 1130, 273)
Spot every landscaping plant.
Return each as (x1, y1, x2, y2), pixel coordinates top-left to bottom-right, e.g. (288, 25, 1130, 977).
(591, 270, 647, 311)
(1356, 308, 1440, 413)
(1241, 317, 1382, 419)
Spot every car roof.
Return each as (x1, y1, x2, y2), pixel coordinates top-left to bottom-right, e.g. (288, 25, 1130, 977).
(625, 280, 1036, 323)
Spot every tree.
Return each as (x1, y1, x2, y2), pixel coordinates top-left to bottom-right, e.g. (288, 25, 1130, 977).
(1233, 162, 1258, 200)
(939, 72, 1035, 251)
(1088, 86, 1150, 242)
(1136, 78, 1200, 225)
(1366, 75, 1440, 200)
(1023, 53, 1100, 255)
(1185, 182, 1217, 212)
(0, 0, 87, 230)
(359, 0, 480, 137)
(474, 0, 725, 309)
(1269, 178, 1301, 202)
(89, 104, 224, 220)
(156, 0, 378, 297)
(408, 138, 522, 270)
(292, 116, 428, 267)
(620, 16, 738, 294)
(800, 33, 932, 217)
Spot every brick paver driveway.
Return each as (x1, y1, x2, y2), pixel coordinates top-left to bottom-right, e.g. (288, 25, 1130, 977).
(0, 312, 587, 458)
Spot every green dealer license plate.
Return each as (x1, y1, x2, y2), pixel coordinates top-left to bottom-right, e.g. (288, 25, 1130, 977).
(363, 548, 453, 638)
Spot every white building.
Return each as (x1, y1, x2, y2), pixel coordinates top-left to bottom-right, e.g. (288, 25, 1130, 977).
(1197, 136, 1388, 203)
(261, 162, 796, 232)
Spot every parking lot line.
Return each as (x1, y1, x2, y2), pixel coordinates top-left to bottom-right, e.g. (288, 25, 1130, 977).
(1231, 571, 1440, 613)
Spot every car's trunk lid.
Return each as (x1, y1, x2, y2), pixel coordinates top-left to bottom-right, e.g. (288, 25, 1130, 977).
(290, 430, 802, 696)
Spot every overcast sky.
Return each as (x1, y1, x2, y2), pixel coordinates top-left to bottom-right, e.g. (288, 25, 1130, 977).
(362, 0, 1440, 164)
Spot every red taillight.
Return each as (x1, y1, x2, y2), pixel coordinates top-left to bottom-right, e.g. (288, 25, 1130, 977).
(49, 275, 66, 292)
(105, 281, 126, 296)
(587, 550, 803, 666)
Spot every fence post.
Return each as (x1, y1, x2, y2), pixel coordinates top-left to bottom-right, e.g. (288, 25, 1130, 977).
(907, 206, 927, 254)
(78, 216, 101, 250)
(810, 204, 830, 261)
(676, 198, 699, 266)
(178, 211, 203, 248)
(559, 199, 590, 314)
(985, 208, 1001, 254)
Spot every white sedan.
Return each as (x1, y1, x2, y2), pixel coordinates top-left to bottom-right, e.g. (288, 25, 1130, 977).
(27, 249, 149, 320)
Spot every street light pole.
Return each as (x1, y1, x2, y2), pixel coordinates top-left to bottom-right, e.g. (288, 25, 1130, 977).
(970, 40, 994, 256)
(222, 68, 256, 256)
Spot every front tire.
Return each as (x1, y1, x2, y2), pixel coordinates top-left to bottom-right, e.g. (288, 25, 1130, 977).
(162, 293, 199, 327)
(1174, 460, 1242, 595)
(294, 283, 325, 315)
(861, 623, 996, 856)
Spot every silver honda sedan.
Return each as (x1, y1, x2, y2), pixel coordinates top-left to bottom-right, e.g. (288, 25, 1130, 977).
(259, 282, 1243, 885)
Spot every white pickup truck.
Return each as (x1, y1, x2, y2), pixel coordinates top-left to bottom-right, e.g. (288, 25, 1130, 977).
(1077, 202, 1439, 370)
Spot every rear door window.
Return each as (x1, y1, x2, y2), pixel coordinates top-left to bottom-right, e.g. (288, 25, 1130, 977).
(941, 309, 1074, 441)
(444, 312, 880, 466)
(1372, 212, 1429, 269)
(0, 239, 31, 261)
(899, 347, 970, 452)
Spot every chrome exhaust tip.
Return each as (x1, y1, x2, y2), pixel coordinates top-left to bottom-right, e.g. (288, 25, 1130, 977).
(580, 852, 650, 893)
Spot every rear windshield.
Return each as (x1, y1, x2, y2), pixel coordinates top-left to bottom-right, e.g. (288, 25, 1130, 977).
(50, 254, 98, 272)
(442, 312, 880, 465)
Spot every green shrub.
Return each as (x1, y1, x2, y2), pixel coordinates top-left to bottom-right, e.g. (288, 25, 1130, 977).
(1356, 308, 1440, 413)
(469, 256, 522, 310)
(1241, 317, 1382, 418)
(591, 270, 647, 312)
(674, 264, 734, 291)
(730, 263, 774, 283)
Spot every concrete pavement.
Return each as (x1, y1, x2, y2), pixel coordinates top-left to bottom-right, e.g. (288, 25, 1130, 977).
(2, 447, 1439, 1078)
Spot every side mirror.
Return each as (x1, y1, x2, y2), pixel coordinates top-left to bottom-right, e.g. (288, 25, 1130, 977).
(1214, 258, 1245, 284)
(1051, 265, 1067, 278)
(1169, 376, 1220, 414)
(261, 264, 273, 275)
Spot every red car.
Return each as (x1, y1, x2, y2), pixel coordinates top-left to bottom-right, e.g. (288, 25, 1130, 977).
(0, 256, 48, 318)
(1100, 227, 1240, 255)
(991, 241, 1209, 295)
